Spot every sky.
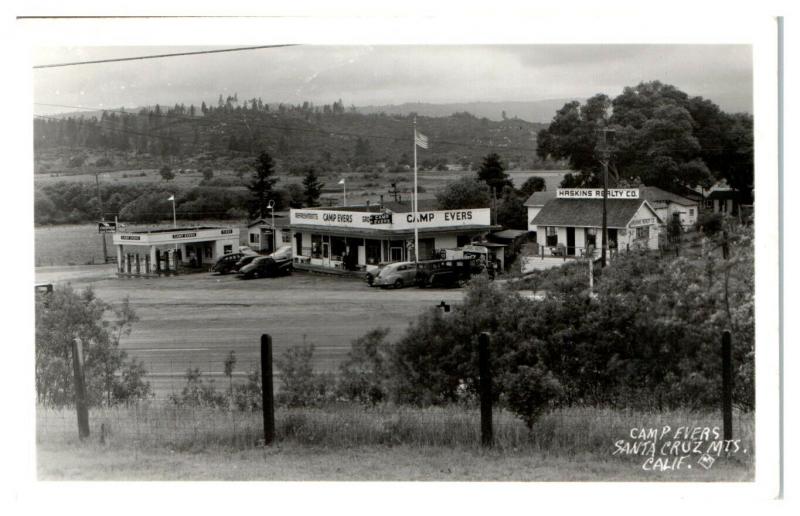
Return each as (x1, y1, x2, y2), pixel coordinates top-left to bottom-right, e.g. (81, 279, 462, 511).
(32, 45, 753, 119)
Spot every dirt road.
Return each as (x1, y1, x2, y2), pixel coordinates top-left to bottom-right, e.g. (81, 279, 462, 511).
(35, 265, 465, 397)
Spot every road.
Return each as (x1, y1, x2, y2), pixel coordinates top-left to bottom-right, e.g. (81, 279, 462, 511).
(35, 265, 465, 398)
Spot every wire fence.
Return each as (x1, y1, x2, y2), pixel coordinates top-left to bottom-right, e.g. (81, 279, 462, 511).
(36, 399, 755, 460)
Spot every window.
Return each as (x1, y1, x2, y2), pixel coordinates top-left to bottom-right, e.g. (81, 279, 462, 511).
(546, 227, 558, 247)
(704, 199, 714, 210)
(720, 200, 728, 213)
(330, 236, 347, 261)
(689, 208, 695, 216)
(311, 234, 323, 259)
(635, 226, 650, 240)
(365, 239, 381, 265)
(223, 245, 232, 254)
(250, 233, 259, 244)
(282, 231, 291, 243)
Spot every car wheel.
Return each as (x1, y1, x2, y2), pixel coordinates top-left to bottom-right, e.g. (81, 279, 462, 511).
(394, 279, 403, 289)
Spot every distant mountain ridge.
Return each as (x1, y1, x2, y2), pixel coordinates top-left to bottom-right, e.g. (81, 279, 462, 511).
(355, 99, 582, 123)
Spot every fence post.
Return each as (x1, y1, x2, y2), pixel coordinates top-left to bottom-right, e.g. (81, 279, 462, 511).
(260, 334, 275, 446)
(721, 330, 733, 440)
(71, 338, 90, 440)
(478, 332, 493, 447)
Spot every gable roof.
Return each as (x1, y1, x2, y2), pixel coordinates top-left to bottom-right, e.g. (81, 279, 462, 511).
(639, 186, 698, 206)
(531, 198, 661, 229)
(523, 190, 557, 207)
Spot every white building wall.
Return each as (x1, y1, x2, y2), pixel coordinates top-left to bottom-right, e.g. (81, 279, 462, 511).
(527, 206, 543, 231)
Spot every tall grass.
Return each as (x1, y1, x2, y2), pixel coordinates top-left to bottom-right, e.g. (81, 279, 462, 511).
(36, 402, 754, 462)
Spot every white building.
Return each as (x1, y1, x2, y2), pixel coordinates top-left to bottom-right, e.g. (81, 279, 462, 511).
(639, 186, 699, 229)
(112, 225, 240, 274)
(289, 200, 498, 271)
(529, 193, 663, 258)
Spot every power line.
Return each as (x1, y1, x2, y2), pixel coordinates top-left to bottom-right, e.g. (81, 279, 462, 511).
(33, 45, 298, 69)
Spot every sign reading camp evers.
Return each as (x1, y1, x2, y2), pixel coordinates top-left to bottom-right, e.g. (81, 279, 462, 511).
(557, 188, 640, 199)
(290, 208, 491, 230)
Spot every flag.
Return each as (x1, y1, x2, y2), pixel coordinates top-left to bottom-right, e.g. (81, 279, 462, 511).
(414, 130, 429, 149)
(167, 194, 175, 201)
(338, 179, 345, 185)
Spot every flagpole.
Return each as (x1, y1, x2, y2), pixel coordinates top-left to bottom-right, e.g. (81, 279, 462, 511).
(413, 117, 419, 263)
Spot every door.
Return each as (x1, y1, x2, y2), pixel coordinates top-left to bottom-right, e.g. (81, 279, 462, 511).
(608, 229, 618, 253)
(566, 227, 575, 256)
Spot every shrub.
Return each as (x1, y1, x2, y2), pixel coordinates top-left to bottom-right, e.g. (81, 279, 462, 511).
(275, 342, 335, 408)
(337, 328, 392, 405)
(697, 212, 723, 235)
(168, 368, 227, 408)
(35, 286, 150, 407)
(502, 365, 563, 430)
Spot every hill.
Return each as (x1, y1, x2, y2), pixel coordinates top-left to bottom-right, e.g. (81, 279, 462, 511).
(33, 98, 563, 176)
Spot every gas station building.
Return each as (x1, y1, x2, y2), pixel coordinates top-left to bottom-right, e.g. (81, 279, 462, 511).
(111, 226, 240, 275)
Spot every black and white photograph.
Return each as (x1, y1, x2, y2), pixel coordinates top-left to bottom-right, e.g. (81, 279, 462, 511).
(3, 1, 788, 511)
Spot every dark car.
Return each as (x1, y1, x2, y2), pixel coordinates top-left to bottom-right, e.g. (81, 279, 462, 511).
(239, 255, 293, 279)
(212, 252, 246, 275)
(233, 253, 262, 273)
(415, 258, 476, 288)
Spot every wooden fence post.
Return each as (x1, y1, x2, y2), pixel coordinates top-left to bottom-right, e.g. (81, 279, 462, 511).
(478, 332, 493, 447)
(71, 339, 90, 440)
(261, 334, 275, 445)
(721, 330, 733, 440)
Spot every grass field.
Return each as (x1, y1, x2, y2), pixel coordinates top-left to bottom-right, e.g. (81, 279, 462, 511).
(36, 404, 754, 481)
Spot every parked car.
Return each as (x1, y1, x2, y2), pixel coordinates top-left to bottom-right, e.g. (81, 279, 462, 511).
(415, 258, 476, 288)
(233, 253, 262, 273)
(212, 252, 247, 275)
(239, 254, 293, 279)
(371, 261, 418, 289)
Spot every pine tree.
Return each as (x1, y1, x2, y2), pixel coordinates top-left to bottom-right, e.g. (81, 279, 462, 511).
(302, 167, 325, 207)
(478, 152, 512, 197)
(248, 151, 278, 219)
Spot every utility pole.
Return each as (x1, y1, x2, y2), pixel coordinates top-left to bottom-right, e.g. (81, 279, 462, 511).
(388, 182, 400, 202)
(95, 172, 108, 263)
(598, 128, 615, 268)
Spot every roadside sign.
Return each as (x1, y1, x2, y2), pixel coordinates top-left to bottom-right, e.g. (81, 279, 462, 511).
(98, 221, 117, 233)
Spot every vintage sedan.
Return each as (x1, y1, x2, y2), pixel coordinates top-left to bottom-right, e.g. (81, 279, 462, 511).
(371, 261, 418, 289)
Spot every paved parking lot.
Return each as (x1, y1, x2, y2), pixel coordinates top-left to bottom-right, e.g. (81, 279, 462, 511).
(35, 265, 465, 397)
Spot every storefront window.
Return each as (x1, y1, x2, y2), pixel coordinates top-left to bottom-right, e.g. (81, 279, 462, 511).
(330, 236, 347, 261)
(311, 234, 323, 259)
(546, 227, 558, 247)
(365, 239, 381, 265)
(635, 226, 650, 240)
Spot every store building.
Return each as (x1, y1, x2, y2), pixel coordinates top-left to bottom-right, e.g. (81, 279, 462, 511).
(112, 226, 240, 275)
(639, 186, 699, 229)
(530, 189, 663, 258)
(289, 200, 498, 272)
(246, 215, 291, 254)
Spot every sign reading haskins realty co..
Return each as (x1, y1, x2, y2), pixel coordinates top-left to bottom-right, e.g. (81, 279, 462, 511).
(290, 208, 491, 230)
(557, 188, 640, 199)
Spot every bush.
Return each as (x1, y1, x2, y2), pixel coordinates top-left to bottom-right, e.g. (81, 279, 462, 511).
(275, 342, 336, 407)
(502, 365, 563, 430)
(168, 368, 227, 408)
(159, 166, 175, 181)
(337, 328, 392, 405)
(697, 212, 723, 235)
(35, 286, 150, 407)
